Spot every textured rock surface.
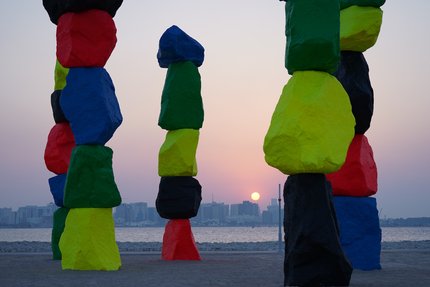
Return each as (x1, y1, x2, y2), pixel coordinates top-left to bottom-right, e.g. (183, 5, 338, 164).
(334, 51, 374, 134)
(51, 207, 69, 260)
(60, 68, 122, 145)
(283, 174, 352, 286)
(156, 176, 202, 219)
(56, 10, 116, 67)
(159, 129, 199, 176)
(59, 208, 121, 270)
(54, 60, 69, 90)
(340, 6, 383, 52)
(51, 90, 68, 123)
(264, 71, 355, 175)
(157, 25, 205, 68)
(327, 134, 377, 197)
(49, 174, 67, 207)
(43, 0, 123, 25)
(284, 0, 340, 74)
(333, 196, 382, 270)
(340, 0, 385, 10)
(44, 123, 75, 174)
(158, 61, 203, 130)
(64, 145, 121, 208)
(162, 219, 201, 260)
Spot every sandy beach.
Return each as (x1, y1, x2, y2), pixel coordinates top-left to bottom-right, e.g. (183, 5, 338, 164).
(1, 242, 430, 286)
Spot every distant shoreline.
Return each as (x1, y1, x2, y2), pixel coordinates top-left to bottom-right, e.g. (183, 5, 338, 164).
(1, 240, 430, 253)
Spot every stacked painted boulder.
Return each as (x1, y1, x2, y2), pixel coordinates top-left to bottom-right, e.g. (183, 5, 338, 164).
(327, 0, 385, 271)
(43, 0, 123, 271)
(156, 26, 204, 260)
(265, 1, 354, 285)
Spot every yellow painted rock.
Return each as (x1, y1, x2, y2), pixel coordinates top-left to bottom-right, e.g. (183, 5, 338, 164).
(340, 6, 383, 52)
(159, 129, 199, 176)
(54, 59, 69, 90)
(264, 71, 355, 175)
(59, 208, 121, 271)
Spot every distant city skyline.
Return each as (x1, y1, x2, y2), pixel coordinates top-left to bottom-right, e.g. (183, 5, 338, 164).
(0, 198, 283, 228)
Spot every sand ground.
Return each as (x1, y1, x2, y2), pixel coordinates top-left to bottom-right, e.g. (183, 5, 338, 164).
(0, 250, 429, 286)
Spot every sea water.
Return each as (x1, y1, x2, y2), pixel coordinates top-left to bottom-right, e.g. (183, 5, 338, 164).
(1, 226, 430, 243)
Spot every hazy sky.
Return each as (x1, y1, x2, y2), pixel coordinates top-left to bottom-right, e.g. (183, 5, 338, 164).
(0, 1, 429, 218)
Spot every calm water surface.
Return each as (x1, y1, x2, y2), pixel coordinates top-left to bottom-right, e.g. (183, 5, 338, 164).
(1, 227, 430, 242)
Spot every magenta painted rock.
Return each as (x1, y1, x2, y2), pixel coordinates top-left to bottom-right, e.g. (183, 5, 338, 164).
(57, 10, 116, 67)
(44, 123, 75, 174)
(162, 219, 201, 260)
(327, 134, 377, 196)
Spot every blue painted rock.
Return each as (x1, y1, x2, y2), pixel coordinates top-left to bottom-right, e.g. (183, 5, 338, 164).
(159, 129, 199, 176)
(283, 174, 352, 286)
(57, 10, 117, 67)
(44, 123, 75, 174)
(51, 207, 69, 260)
(60, 68, 122, 145)
(340, 0, 385, 10)
(64, 145, 121, 208)
(51, 90, 68, 123)
(49, 174, 67, 207)
(340, 6, 383, 52)
(43, 0, 123, 25)
(334, 51, 373, 134)
(264, 71, 355, 175)
(333, 196, 382, 270)
(159, 62, 203, 130)
(157, 25, 205, 68)
(156, 176, 202, 219)
(59, 208, 121, 270)
(284, 0, 340, 74)
(327, 134, 377, 196)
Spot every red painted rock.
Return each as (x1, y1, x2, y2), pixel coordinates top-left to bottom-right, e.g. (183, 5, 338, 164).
(327, 134, 377, 196)
(44, 123, 75, 174)
(161, 219, 201, 261)
(56, 10, 117, 67)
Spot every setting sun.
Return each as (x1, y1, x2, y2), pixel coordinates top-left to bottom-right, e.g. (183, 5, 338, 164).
(251, 192, 261, 201)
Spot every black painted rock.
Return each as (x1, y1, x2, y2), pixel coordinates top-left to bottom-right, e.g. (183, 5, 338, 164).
(51, 90, 68, 123)
(43, 0, 123, 25)
(283, 173, 352, 286)
(156, 177, 202, 219)
(334, 51, 374, 134)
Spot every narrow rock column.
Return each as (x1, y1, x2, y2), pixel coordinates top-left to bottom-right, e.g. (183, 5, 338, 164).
(44, 62, 73, 260)
(155, 26, 204, 260)
(327, 0, 385, 271)
(42, 0, 123, 271)
(265, 1, 354, 285)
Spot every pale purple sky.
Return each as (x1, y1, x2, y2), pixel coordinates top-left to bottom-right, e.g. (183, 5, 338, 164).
(0, 1, 429, 218)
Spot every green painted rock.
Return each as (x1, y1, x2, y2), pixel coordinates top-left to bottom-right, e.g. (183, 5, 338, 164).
(264, 71, 355, 175)
(59, 208, 121, 270)
(51, 207, 69, 260)
(159, 61, 203, 130)
(340, 6, 383, 52)
(54, 60, 69, 90)
(64, 145, 121, 208)
(284, 0, 340, 74)
(159, 129, 199, 176)
(340, 0, 385, 10)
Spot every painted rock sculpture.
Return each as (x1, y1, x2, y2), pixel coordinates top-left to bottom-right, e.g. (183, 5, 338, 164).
(156, 26, 204, 260)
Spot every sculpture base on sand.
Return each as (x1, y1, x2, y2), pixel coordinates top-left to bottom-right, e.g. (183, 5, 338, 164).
(283, 174, 352, 286)
(162, 219, 201, 261)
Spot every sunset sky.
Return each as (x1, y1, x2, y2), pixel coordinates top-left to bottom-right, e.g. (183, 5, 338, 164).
(0, 1, 429, 218)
